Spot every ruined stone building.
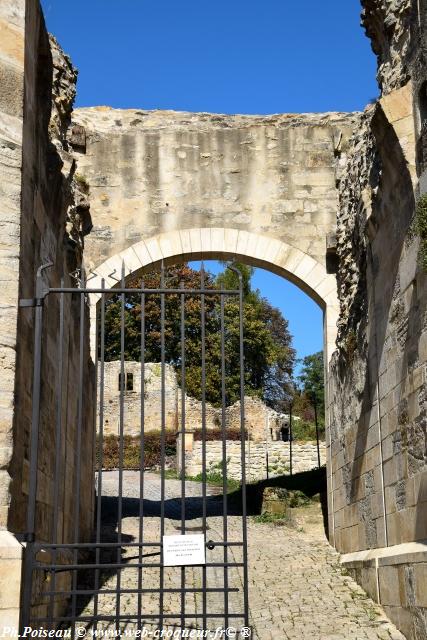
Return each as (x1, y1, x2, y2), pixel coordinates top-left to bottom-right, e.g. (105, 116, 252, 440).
(101, 360, 289, 441)
(0, 0, 427, 637)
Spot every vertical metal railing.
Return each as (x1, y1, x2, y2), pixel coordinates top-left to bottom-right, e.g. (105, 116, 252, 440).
(70, 268, 86, 639)
(289, 402, 293, 476)
(180, 279, 186, 632)
(137, 280, 146, 628)
(236, 269, 249, 628)
(115, 263, 126, 631)
(20, 263, 250, 634)
(200, 264, 208, 630)
(159, 262, 166, 631)
(220, 293, 229, 630)
(47, 280, 65, 628)
(94, 280, 106, 630)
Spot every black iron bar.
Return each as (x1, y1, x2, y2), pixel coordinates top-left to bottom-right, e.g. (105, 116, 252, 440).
(289, 401, 293, 476)
(91, 300, 100, 633)
(47, 287, 240, 295)
(94, 282, 106, 630)
(180, 279, 186, 632)
(33, 613, 247, 623)
(116, 263, 126, 631)
(220, 293, 229, 630)
(43, 587, 240, 597)
(314, 397, 321, 468)
(200, 264, 207, 631)
(159, 262, 166, 631)
(138, 282, 146, 628)
(236, 268, 250, 628)
(70, 268, 86, 640)
(20, 266, 47, 631)
(33, 562, 245, 571)
(36, 541, 244, 549)
(47, 280, 65, 629)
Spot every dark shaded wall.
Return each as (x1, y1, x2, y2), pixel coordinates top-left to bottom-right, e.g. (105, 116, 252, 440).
(5, 0, 95, 619)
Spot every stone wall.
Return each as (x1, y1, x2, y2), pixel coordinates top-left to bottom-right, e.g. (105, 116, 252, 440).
(331, 2, 427, 637)
(0, 1, 27, 624)
(0, 0, 94, 625)
(224, 397, 292, 442)
(73, 107, 357, 370)
(361, 0, 420, 94)
(179, 439, 326, 482)
(101, 361, 180, 435)
(72, 108, 357, 280)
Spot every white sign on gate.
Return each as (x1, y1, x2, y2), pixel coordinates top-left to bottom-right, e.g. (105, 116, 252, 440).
(162, 534, 206, 566)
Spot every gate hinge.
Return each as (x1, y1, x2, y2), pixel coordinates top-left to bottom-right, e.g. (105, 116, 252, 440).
(19, 298, 44, 308)
(22, 532, 35, 543)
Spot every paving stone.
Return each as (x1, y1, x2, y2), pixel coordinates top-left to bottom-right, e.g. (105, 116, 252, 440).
(73, 473, 406, 640)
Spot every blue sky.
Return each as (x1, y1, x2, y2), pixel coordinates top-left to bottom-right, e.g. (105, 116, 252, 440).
(41, 0, 377, 114)
(41, 0, 377, 373)
(190, 261, 323, 373)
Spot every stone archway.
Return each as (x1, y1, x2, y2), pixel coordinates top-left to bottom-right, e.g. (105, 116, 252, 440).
(87, 227, 338, 361)
(87, 226, 338, 542)
(72, 107, 356, 369)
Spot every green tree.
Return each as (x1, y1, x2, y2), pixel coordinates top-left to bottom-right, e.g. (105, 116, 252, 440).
(102, 263, 295, 407)
(215, 262, 254, 300)
(215, 263, 296, 409)
(262, 301, 295, 411)
(298, 351, 325, 419)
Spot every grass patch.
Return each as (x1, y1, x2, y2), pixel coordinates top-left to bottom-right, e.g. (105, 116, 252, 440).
(187, 470, 241, 492)
(183, 461, 241, 492)
(252, 512, 292, 525)
(74, 172, 90, 193)
(163, 469, 180, 480)
(158, 465, 241, 492)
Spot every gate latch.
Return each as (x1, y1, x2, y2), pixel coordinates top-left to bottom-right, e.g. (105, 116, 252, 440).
(19, 298, 44, 308)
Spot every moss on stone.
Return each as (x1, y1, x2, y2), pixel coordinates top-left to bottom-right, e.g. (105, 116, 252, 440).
(75, 172, 90, 193)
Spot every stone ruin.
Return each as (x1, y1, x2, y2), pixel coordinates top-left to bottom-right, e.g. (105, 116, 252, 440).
(100, 360, 294, 443)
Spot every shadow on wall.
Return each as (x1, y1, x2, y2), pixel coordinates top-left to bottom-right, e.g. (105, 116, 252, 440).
(348, 104, 416, 546)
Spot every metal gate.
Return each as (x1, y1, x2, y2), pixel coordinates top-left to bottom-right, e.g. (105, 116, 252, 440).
(20, 262, 250, 638)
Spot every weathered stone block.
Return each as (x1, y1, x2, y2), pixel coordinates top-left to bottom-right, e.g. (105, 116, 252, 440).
(261, 487, 289, 517)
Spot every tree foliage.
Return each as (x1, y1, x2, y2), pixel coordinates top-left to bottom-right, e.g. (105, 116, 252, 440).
(297, 351, 325, 419)
(102, 263, 295, 408)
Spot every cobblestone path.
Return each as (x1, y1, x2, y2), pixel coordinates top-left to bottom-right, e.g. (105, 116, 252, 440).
(76, 472, 406, 640)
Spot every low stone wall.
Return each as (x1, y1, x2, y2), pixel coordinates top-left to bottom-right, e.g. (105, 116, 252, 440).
(178, 439, 326, 482)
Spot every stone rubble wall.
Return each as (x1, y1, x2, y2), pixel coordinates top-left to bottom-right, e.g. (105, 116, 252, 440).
(361, 0, 420, 95)
(0, 0, 26, 534)
(182, 440, 326, 482)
